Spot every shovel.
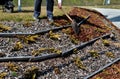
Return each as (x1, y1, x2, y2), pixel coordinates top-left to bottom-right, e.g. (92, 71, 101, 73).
(74, 15, 90, 35)
(61, 8, 90, 35)
(60, 8, 77, 33)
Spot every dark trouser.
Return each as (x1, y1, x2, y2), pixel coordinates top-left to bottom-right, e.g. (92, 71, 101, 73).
(34, 0, 54, 19)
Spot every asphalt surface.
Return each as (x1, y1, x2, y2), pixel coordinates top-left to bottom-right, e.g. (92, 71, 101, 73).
(93, 8, 120, 29)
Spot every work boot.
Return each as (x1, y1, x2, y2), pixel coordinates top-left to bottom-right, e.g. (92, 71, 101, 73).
(33, 16, 40, 21)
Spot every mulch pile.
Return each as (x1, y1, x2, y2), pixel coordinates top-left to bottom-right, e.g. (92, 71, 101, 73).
(54, 7, 119, 42)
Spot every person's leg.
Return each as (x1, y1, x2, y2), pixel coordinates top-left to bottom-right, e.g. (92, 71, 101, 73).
(33, 0, 42, 18)
(46, 0, 54, 20)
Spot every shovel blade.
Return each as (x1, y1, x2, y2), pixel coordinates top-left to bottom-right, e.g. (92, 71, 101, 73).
(72, 20, 80, 35)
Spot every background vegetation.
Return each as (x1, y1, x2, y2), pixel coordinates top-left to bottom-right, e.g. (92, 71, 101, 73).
(13, 0, 120, 7)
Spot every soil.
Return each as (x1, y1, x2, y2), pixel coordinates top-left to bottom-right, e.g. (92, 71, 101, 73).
(91, 61, 120, 79)
(0, 7, 119, 79)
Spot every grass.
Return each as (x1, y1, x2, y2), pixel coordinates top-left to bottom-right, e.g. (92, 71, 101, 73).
(0, 5, 120, 22)
(0, 8, 33, 21)
(13, 0, 120, 7)
(0, 6, 72, 22)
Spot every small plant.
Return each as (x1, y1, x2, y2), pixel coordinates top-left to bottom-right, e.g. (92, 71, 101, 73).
(74, 57, 86, 70)
(70, 35, 79, 44)
(105, 52, 115, 58)
(0, 72, 7, 79)
(88, 50, 99, 58)
(32, 50, 40, 56)
(73, 48, 78, 54)
(53, 22, 61, 27)
(48, 31, 61, 40)
(25, 35, 39, 43)
(12, 41, 23, 51)
(96, 77, 103, 79)
(6, 62, 19, 71)
(23, 21, 33, 27)
(23, 66, 39, 79)
(0, 23, 11, 32)
(95, 28, 106, 33)
(62, 28, 72, 34)
(11, 71, 18, 77)
(53, 49, 62, 54)
(102, 39, 110, 46)
(17, 35, 39, 43)
(54, 67, 61, 74)
(32, 48, 62, 56)
(32, 48, 54, 56)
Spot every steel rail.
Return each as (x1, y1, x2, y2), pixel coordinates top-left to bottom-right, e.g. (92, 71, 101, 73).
(84, 58, 120, 79)
(28, 45, 120, 77)
(34, 25, 70, 34)
(0, 33, 35, 37)
(0, 53, 60, 62)
(0, 25, 71, 37)
(62, 33, 110, 56)
(0, 17, 89, 37)
(0, 33, 110, 62)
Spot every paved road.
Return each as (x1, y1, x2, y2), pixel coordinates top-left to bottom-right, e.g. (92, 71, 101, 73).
(93, 8, 120, 29)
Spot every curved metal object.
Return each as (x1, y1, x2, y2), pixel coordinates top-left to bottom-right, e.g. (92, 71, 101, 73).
(0, 53, 60, 62)
(0, 15, 90, 37)
(0, 33, 35, 37)
(0, 33, 110, 62)
(84, 58, 120, 79)
(0, 25, 71, 37)
(62, 33, 110, 56)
